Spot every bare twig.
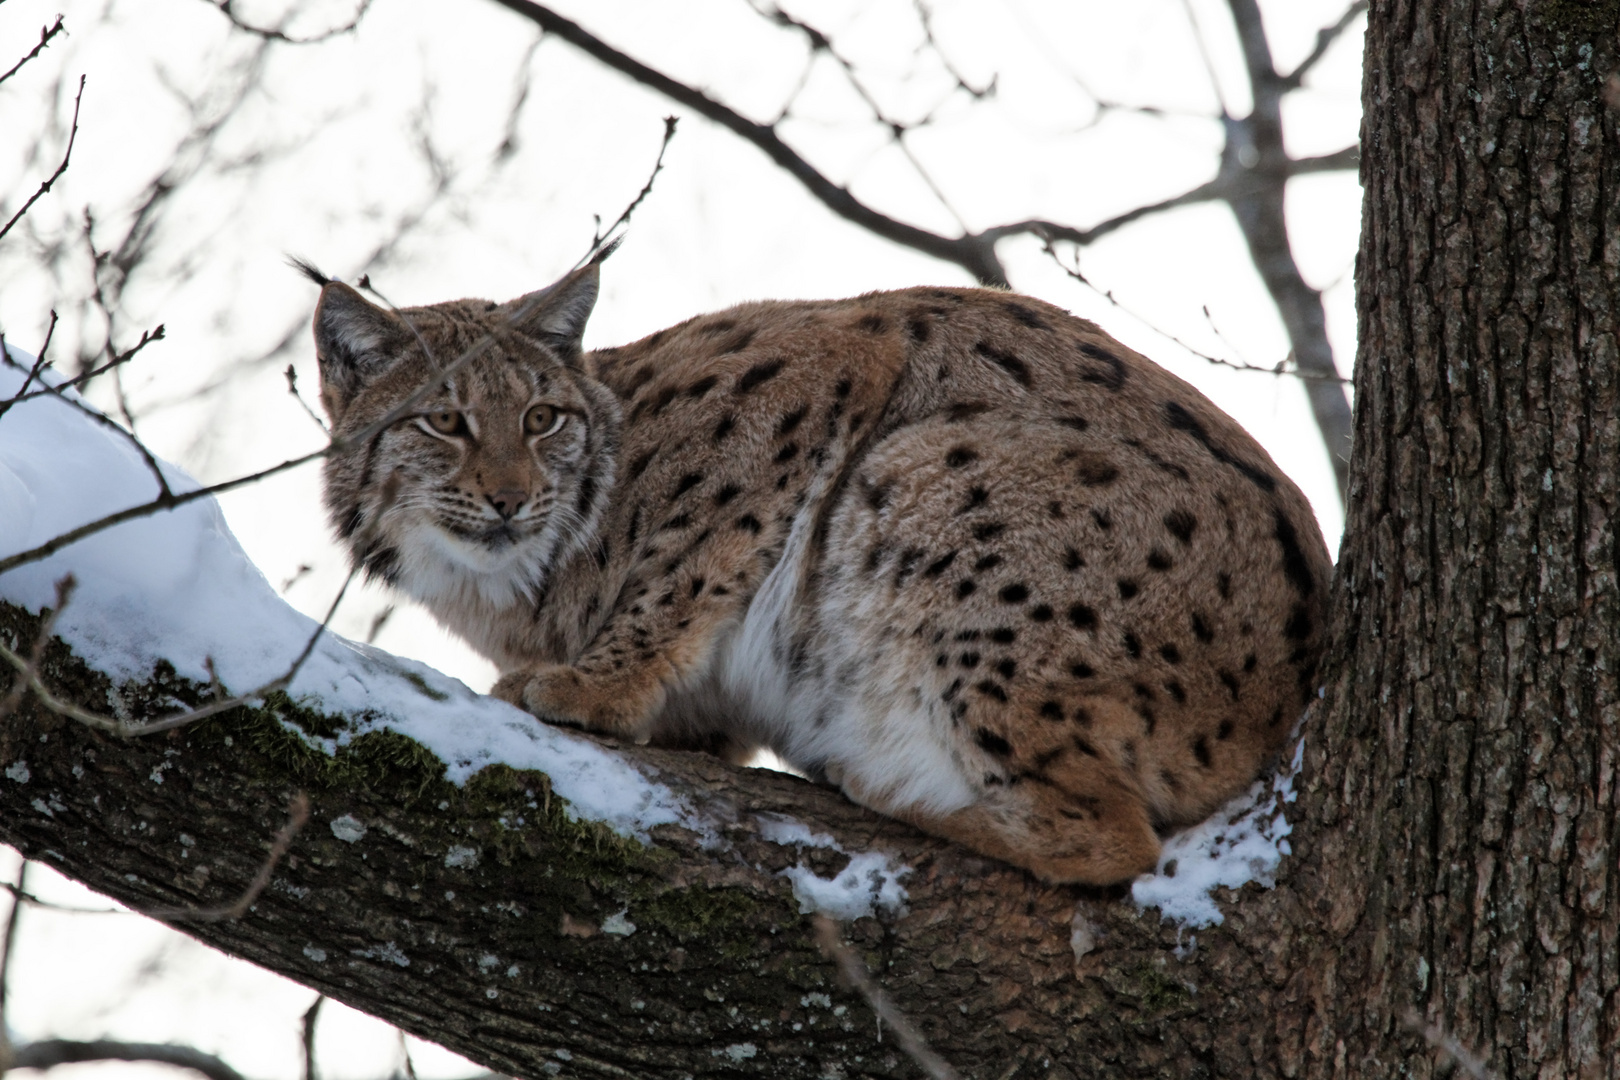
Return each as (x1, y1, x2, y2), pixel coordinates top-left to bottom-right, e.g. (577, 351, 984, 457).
(583, 116, 678, 261)
(0, 325, 164, 418)
(812, 915, 960, 1080)
(206, 0, 374, 45)
(145, 794, 310, 922)
(0, 575, 75, 723)
(285, 365, 329, 434)
(1401, 1009, 1498, 1080)
(0, 568, 356, 738)
(0, 313, 57, 419)
(302, 995, 324, 1080)
(0, 880, 122, 915)
(1281, 1, 1370, 90)
(365, 604, 395, 645)
(0, 75, 84, 244)
(8, 1040, 248, 1080)
(0, 15, 66, 88)
(0, 861, 28, 1041)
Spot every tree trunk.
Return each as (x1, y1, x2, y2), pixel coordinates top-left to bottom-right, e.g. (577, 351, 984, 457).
(1283, 1, 1620, 1075)
(3, 3, 1617, 1077)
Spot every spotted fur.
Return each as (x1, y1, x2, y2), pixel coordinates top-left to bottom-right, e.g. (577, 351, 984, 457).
(312, 264, 1333, 885)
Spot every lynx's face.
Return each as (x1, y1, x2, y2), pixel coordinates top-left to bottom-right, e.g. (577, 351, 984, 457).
(312, 265, 620, 609)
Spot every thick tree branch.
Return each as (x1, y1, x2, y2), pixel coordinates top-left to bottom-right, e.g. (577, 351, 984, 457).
(0, 602, 1297, 1078)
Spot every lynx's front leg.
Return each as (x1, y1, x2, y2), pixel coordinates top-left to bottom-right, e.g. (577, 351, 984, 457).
(492, 542, 758, 741)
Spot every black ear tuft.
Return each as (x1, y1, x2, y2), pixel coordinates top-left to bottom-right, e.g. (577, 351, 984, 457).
(312, 283, 411, 420)
(498, 261, 603, 363)
(288, 256, 331, 287)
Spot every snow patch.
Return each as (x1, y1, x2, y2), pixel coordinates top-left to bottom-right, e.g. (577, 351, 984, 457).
(4, 761, 28, 784)
(1130, 736, 1303, 928)
(0, 352, 703, 843)
(756, 813, 908, 920)
(329, 815, 367, 843)
(600, 909, 636, 936)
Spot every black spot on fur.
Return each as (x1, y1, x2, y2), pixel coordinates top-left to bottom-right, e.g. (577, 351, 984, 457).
(973, 522, 1006, 542)
(974, 553, 1003, 572)
(956, 580, 978, 600)
(1091, 509, 1112, 530)
(1218, 670, 1240, 699)
(1243, 653, 1258, 673)
(961, 486, 989, 511)
(1077, 342, 1127, 391)
(974, 341, 1032, 387)
(959, 651, 981, 668)
(1159, 643, 1182, 664)
(673, 472, 704, 498)
(1117, 579, 1139, 600)
(1049, 501, 1065, 519)
(1075, 457, 1120, 486)
(1005, 302, 1052, 330)
(622, 366, 655, 395)
(942, 678, 963, 702)
(698, 318, 737, 336)
(1147, 549, 1173, 571)
(924, 551, 958, 577)
(955, 630, 982, 642)
(975, 682, 1010, 704)
(1269, 707, 1286, 727)
(1056, 415, 1089, 431)
(895, 548, 924, 586)
(714, 484, 741, 506)
(735, 357, 783, 392)
(1030, 604, 1054, 622)
(1166, 680, 1187, 704)
(1164, 509, 1198, 543)
(976, 727, 1013, 756)
(735, 514, 763, 534)
(999, 583, 1030, 603)
(1123, 632, 1142, 658)
(947, 401, 991, 422)
(995, 658, 1017, 680)
(775, 443, 800, 463)
(690, 577, 706, 598)
(1040, 701, 1063, 720)
(648, 385, 678, 417)
(863, 478, 892, 512)
(718, 328, 757, 355)
(835, 377, 853, 398)
(1192, 613, 1214, 643)
(686, 375, 719, 398)
(945, 446, 979, 468)
(627, 449, 658, 483)
(1068, 604, 1097, 630)
(777, 405, 809, 436)
(574, 474, 598, 520)
(1274, 511, 1317, 597)
(1217, 572, 1232, 600)
(1063, 547, 1084, 571)
(907, 317, 931, 343)
(989, 627, 1016, 644)
(661, 512, 690, 531)
(713, 414, 737, 441)
(1073, 735, 1098, 757)
(1217, 719, 1235, 740)
(1284, 603, 1313, 641)
(1164, 402, 1277, 491)
(855, 312, 888, 334)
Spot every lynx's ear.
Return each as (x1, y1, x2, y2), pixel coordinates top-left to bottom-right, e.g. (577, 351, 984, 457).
(498, 261, 601, 363)
(313, 282, 412, 421)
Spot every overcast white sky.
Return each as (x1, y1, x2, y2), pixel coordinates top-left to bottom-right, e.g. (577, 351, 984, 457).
(0, 0, 1364, 1075)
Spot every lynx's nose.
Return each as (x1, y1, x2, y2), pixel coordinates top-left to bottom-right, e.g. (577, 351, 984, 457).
(488, 490, 527, 519)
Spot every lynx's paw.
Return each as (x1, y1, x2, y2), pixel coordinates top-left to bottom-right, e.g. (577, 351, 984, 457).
(490, 665, 659, 743)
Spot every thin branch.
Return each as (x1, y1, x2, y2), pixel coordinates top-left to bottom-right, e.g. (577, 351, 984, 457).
(0, 568, 355, 738)
(285, 365, 329, 434)
(1401, 1009, 1498, 1080)
(0, 313, 57, 418)
(8, 1040, 248, 1080)
(1280, 1, 1369, 90)
(583, 115, 679, 261)
(0, 861, 27, 1037)
(0, 74, 84, 244)
(0, 880, 123, 915)
(145, 794, 310, 922)
(0, 575, 75, 723)
(812, 915, 961, 1080)
(0, 15, 66, 88)
(206, 0, 374, 45)
(0, 325, 164, 418)
(302, 995, 324, 1080)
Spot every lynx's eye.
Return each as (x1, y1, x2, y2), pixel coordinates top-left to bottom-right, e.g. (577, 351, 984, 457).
(424, 410, 467, 436)
(524, 404, 565, 437)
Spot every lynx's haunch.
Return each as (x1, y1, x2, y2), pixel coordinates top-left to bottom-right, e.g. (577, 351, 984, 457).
(309, 258, 1333, 885)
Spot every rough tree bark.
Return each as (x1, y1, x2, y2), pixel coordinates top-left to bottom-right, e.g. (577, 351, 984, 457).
(2, 1, 1617, 1077)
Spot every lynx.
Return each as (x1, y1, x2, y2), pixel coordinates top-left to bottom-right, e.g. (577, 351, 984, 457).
(305, 255, 1333, 885)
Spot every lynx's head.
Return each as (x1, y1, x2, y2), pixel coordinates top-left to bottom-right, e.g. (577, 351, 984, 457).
(308, 261, 621, 611)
